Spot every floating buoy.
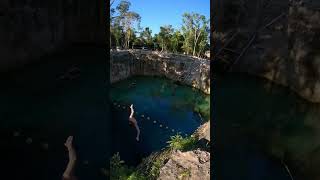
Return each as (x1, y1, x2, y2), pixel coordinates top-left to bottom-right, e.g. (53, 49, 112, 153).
(159, 124, 163, 128)
(153, 120, 156, 124)
(26, 138, 32, 144)
(42, 143, 49, 149)
(13, 131, 20, 137)
(172, 129, 175, 132)
(166, 126, 169, 129)
(147, 117, 150, 120)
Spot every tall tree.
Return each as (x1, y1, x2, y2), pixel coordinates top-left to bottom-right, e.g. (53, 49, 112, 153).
(157, 25, 174, 52)
(181, 13, 209, 57)
(140, 27, 153, 48)
(115, 0, 141, 49)
(170, 30, 184, 53)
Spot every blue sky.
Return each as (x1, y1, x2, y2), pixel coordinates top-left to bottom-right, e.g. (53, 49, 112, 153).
(111, 0, 210, 35)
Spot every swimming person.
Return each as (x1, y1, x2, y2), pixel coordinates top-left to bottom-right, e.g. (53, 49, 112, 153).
(129, 104, 140, 141)
(62, 136, 78, 180)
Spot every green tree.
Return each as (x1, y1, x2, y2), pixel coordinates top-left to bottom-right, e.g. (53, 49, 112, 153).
(115, 0, 141, 49)
(157, 25, 174, 52)
(140, 27, 153, 48)
(170, 30, 184, 53)
(181, 12, 209, 57)
(110, 21, 123, 48)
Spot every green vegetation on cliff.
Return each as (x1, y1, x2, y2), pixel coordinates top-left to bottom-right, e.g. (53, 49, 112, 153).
(109, 153, 147, 180)
(167, 134, 198, 151)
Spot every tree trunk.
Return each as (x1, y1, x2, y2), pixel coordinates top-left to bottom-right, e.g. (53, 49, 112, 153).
(161, 39, 164, 52)
(193, 30, 202, 56)
(193, 29, 197, 56)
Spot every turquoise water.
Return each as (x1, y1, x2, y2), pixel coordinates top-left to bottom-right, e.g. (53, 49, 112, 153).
(215, 73, 320, 180)
(110, 76, 209, 165)
(0, 47, 109, 180)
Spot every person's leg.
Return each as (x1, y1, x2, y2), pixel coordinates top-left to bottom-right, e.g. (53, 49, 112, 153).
(134, 122, 140, 141)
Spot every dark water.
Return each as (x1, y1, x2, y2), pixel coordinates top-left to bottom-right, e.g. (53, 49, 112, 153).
(0, 47, 109, 180)
(110, 76, 209, 166)
(215, 73, 320, 180)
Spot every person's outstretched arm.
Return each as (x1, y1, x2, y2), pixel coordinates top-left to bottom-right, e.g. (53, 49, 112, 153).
(129, 104, 134, 118)
(62, 136, 77, 180)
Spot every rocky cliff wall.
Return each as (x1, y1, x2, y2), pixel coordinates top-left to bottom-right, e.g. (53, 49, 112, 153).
(0, 0, 105, 72)
(111, 50, 210, 94)
(214, 0, 320, 103)
(233, 3, 320, 103)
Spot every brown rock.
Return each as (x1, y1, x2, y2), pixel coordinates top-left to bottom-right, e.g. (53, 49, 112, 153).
(158, 149, 210, 180)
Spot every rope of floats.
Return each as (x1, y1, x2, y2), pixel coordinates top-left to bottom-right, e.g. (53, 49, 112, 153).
(6, 101, 190, 171)
(112, 100, 190, 138)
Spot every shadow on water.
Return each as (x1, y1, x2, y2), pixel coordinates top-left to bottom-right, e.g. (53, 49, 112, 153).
(110, 76, 209, 166)
(215, 73, 320, 180)
(0, 47, 109, 180)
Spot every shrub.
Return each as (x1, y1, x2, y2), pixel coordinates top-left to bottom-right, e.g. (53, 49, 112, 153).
(109, 152, 147, 180)
(149, 158, 162, 178)
(167, 134, 197, 151)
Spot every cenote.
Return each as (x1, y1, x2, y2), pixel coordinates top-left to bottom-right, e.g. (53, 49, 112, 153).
(0, 47, 109, 180)
(110, 76, 210, 166)
(215, 73, 320, 180)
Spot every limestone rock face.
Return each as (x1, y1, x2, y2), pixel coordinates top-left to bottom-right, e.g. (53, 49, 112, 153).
(195, 121, 210, 142)
(158, 149, 210, 180)
(214, 0, 320, 103)
(234, 4, 320, 103)
(111, 50, 210, 94)
(0, 0, 105, 72)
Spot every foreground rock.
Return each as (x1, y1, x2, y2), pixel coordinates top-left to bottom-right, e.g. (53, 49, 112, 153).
(158, 149, 210, 180)
(195, 121, 210, 142)
(111, 50, 210, 94)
